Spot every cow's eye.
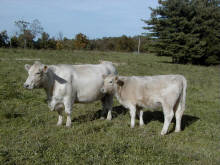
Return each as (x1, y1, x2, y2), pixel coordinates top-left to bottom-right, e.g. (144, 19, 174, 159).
(109, 81, 113, 84)
(36, 72, 41, 75)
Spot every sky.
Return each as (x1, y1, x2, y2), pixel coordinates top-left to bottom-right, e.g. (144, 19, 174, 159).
(0, 0, 158, 39)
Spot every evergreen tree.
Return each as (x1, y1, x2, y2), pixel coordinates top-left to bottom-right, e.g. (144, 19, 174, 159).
(143, 0, 220, 65)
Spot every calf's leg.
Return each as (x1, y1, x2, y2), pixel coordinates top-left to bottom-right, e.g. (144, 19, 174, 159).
(139, 110, 144, 126)
(129, 105, 136, 128)
(161, 104, 174, 135)
(136, 107, 144, 126)
(175, 102, 184, 132)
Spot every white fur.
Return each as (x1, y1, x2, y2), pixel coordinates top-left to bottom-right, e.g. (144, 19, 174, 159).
(24, 61, 117, 127)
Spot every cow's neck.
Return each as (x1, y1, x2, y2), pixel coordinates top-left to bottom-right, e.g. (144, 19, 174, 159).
(42, 69, 55, 102)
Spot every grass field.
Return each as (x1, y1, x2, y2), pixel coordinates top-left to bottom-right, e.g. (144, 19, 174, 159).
(0, 48, 220, 165)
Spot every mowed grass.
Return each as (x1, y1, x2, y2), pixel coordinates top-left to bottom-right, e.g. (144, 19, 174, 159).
(0, 48, 219, 165)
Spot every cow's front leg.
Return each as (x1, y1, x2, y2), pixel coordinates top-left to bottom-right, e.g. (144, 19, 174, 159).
(129, 105, 136, 128)
(57, 108, 63, 126)
(64, 97, 72, 127)
(106, 94, 113, 120)
(48, 97, 56, 111)
(101, 94, 113, 120)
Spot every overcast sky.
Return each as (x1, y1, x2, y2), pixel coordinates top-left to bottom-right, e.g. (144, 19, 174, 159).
(0, 0, 158, 39)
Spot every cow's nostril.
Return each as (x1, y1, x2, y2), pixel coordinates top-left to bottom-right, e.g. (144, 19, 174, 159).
(24, 84, 29, 88)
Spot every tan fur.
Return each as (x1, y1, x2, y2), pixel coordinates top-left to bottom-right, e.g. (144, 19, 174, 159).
(101, 75, 187, 135)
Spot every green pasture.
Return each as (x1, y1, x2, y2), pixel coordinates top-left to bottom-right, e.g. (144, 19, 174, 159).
(0, 49, 219, 164)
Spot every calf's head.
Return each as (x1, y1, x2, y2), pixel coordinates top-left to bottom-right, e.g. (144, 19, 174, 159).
(101, 75, 124, 94)
(24, 61, 48, 89)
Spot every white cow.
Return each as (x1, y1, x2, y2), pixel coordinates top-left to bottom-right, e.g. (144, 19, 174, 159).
(101, 74, 187, 135)
(24, 61, 117, 127)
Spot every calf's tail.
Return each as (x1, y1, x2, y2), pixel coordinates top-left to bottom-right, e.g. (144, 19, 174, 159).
(181, 76, 187, 112)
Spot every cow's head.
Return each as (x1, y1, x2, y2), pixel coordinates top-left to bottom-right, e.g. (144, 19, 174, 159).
(100, 75, 124, 94)
(24, 61, 48, 89)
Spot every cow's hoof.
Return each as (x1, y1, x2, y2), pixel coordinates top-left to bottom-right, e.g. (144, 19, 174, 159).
(160, 131, 167, 135)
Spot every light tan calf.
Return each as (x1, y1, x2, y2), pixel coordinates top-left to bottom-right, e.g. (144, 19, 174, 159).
(101, 75, 187, 135)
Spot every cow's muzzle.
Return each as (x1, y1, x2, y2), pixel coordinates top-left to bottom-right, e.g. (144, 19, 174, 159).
(23, 83, 33, 89)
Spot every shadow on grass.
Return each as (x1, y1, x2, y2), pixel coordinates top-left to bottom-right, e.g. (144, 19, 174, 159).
(159, 61, 174, 64)
(142, 110, 199, 131)
(3, 112, 25, 119)
(72, 105, 128, 123)
(72, 106, 199, 131)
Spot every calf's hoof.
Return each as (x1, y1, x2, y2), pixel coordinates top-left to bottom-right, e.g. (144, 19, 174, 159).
(139, 123, 144, 127)
(57, 122, 62, 126)
(106, 116, 112, 120)
(66, 123, 72, 127)
(175, 129, 181, 133)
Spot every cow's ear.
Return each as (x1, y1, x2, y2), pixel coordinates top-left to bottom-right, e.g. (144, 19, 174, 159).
(25, 64, 31, 71)
(43, 65, 48, 73)
(116, 79, 124, 86)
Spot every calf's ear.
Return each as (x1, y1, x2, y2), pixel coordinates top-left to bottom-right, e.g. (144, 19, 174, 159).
(102, 74, 107, 79)
(25, 64, 31, 71)
(43, 65, 48, 73)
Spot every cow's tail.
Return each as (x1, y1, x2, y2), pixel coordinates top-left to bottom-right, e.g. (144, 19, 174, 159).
(180, 76, 187, 112)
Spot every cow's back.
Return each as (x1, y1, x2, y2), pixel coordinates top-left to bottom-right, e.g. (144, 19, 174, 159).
(71, 63, 116, 102)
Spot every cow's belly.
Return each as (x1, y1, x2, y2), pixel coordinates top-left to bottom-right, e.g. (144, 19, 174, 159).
(75, 88, 103, 103)
(74, 76, 104, 103)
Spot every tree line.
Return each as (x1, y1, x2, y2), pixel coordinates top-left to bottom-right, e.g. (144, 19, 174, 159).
(0, 19, 151, 53)
(1, 0, 219, 65)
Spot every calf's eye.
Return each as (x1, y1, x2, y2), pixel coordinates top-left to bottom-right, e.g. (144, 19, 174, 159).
(36, 72, 41, 75)
(109, 81, 113, 83)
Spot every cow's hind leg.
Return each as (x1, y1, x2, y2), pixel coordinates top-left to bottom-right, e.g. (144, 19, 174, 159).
(101, 94, 113, 120)
(64, 97, 72, 127)
(161, 104, 174, 135)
